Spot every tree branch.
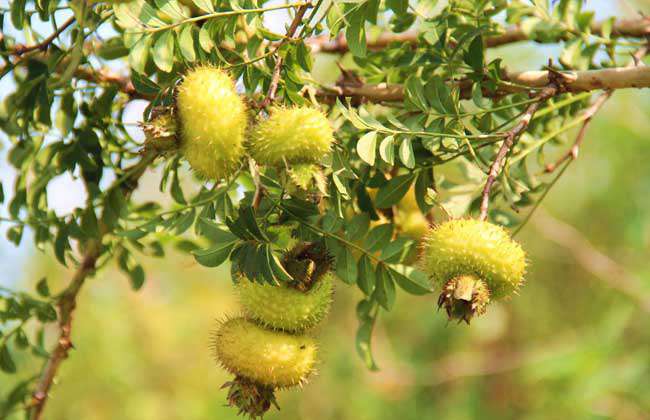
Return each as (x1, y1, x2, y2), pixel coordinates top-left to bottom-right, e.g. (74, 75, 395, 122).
(479, 79, 563, 220)
(317, 65, 650, 103)
(258, 3, 311, 108)
(306, 17, 650, 53)
(29, 154, 156, 420)
(545, 45, 649, 173)
(1, 17, 76, 56)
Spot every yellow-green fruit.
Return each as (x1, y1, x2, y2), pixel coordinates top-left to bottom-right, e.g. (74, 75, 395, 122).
(177, 67, 247, 180)
(250, 107, 334, 165)
(213, 318, 318, 388)
(236, 275, 333, 332)
(421, 219, 526, 299)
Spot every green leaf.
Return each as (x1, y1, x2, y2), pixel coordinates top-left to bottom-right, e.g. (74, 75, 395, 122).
(346, 8, 367, 57)
(375, 173, 415, 208)
(375, 266, 396, 310)
(398, 138, 415, 169)
(153, 31, 175, 73)
(36, 277, 50, 297)
(388, 264, 432, 295)
(11, 0, 26, 29)
(380, 238, 413, 263)
(193, 242, 235, 267)
(464, 35, 484, 72)
(178, 24, 197, 62)
(335, 246, 358, 284)
(357, 131, 377, 166)
(357, 255, 375, 295)
(129, 36, 152, 74)
(346, 213, 370, 240)
(192, 0, 215, 13)
(405, 76, 428, 111)
(155, 0, 188, 21)
(386, 0, 407, 14)
(379, 135, 395, 165)
(56, 91, 76, 136)
(128, 264, 146, 290)
(356, 319, 379, 371)
(365, 224, 393, 252)
(0, 345, 17, 374)
(97, 37, 129, 60)
(268, 248, 293, 283)
(196, 218, 237, 244)
(131, 72, 160, 96)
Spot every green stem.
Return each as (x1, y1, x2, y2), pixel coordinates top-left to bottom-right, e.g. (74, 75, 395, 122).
(512, 159, 571, 237)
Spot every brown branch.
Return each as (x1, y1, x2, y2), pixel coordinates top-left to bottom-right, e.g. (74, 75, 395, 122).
(1, 17, 76, 56)
(533, 210, 650, 313)
(258, 3, 311, 108)
(317, 65, 650, 104)
(479, 76, 564, 220)
(29, 154, 156, 420)
(29, 248, 99, 420)
(72, 66, 143, 99)
(306, 17, 650, 53)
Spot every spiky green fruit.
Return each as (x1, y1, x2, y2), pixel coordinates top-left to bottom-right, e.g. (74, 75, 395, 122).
(421, 219, 526, 301)
(212, 318, 318, 388)
(236, 275, 333, 332)
(177, 67, 247, 180)
(249, 107, 334, 166)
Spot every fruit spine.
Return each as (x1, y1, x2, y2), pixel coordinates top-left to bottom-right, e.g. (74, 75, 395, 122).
(421, 219, 526, 323)
(176, 66, 247, 180)
(212, 242, 333, 418)
(248, 106, 334, 166)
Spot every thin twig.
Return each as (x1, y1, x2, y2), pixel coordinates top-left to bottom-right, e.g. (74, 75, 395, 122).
(479, 78, 563, 220)
(543, 91, 612, 173)
(3, 16, 75, 56)
(545, 45, 648, 173)
(29, 154, 155, 420)
(258, 3, 311, 108)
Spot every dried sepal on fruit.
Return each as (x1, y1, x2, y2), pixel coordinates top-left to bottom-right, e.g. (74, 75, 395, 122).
(249, 106, 334, 166)
(222, 376, 279, 419)
(421, 219, 526, 323)
(141, 110, 178, 154)
(437, 274, 490, 324)
(236, 273, 333, 332)
(212, 317, 318, 388)
(176, 66, 247, 180)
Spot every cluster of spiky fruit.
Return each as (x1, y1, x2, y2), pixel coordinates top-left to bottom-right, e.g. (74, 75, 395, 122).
(420, 219, 527, 323)
(143, 67, 334, 190)
(212, 242, 333, 418)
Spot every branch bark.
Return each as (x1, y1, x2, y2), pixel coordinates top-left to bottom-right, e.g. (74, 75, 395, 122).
(306, 17, 650, 53)
(1, 17, 76, 56)
(317, 65, 650, 103)
(479, 81, 562, 220)
(29, 154, 156, 420)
